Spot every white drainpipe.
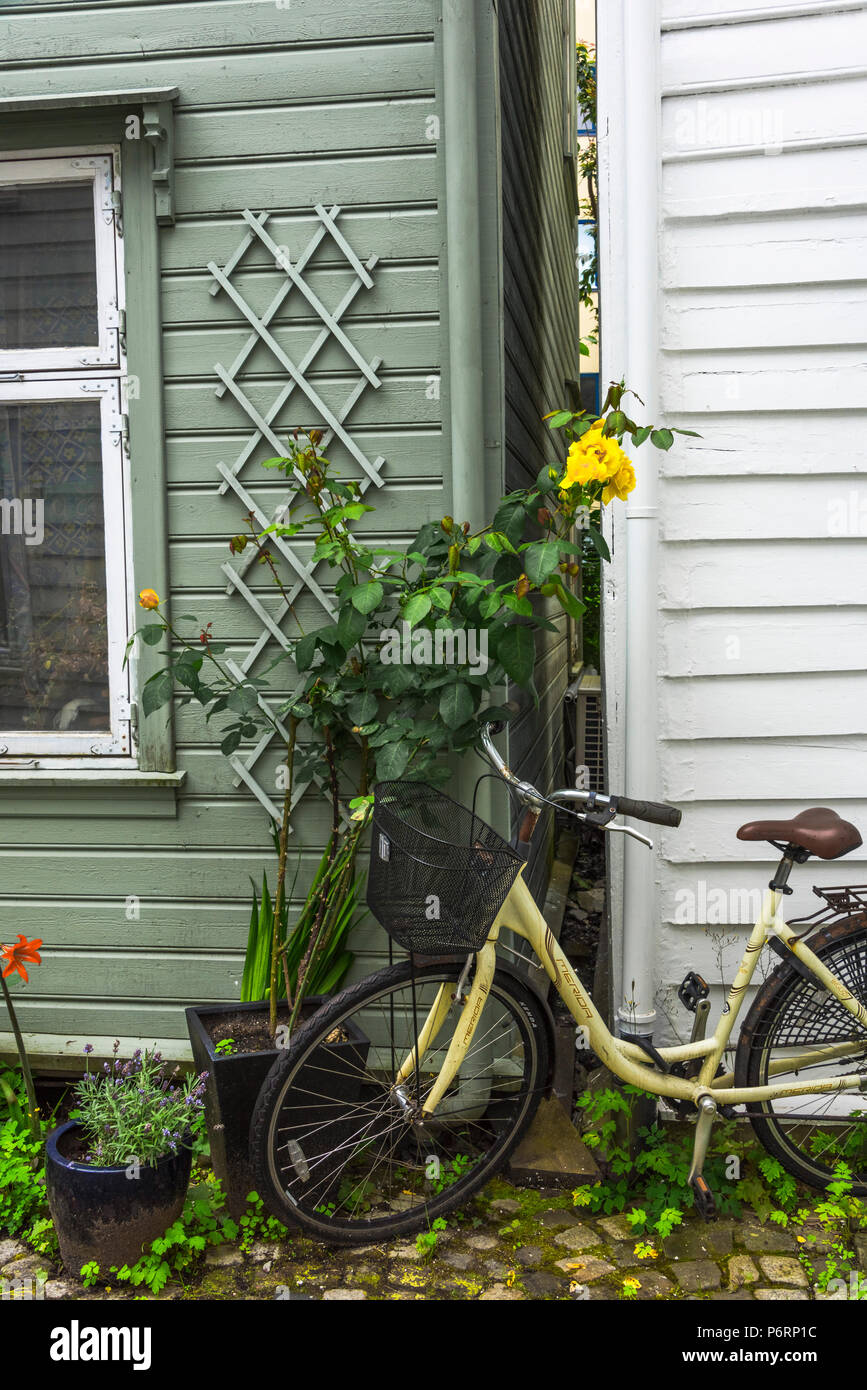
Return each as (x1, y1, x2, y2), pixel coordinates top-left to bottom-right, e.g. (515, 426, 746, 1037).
(602, 0, 663, 1043)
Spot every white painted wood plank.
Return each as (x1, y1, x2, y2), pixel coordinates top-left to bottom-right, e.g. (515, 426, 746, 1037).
(661, 607, 867, 675)
(663, 74, 867, 155)
(658, 413, 867, 476)
(662, 212, 867, 289)
(661, 9, 867, 87)
(663, 284, 867, 350)
(663, 142, 867, 219)
(661, 0, 862, 24)
(660, 538, 867, 607)
(660, 671, 867, 739)
(661, 346, 867, 412)
(661, 736, 867, 800)
(659, 474, 867, 540)
(658, 801, 867, 863)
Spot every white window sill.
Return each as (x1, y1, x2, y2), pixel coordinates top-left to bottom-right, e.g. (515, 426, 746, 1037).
(0, 769, 185, 818)
(0, 769, 184, 788)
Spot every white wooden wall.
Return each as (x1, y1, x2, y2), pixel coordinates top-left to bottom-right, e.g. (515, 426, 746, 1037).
(606, 0, 867, 1041)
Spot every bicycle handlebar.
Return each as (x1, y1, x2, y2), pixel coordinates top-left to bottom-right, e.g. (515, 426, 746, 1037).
(478, 714, 682, 832)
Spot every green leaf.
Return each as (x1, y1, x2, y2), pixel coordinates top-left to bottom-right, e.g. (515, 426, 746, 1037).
(227, 685, 260, 714)
(403, 593, 432, 628)
(220, 729, 243, 756)
(141, 669, 174, 717)
(429, 586, 452, 610)
(381, 663, 415, 697)
(502, 593, 533, 617)
(554, 584, 586, 621)
(671, 427, 702, 438)
(607, 410, 627, 436)
(630, 425, 652, 447)
(492, 552, 524, 586)
(484, 530, 518, 555)
(650, 428, 674, 451)
(523, 540, 561, 587)
(495, 625, 536, 688)
(348, 692, 379, 725)
(294, 632, 318, 672)
(350, 580, 384, 614)
(173, 662, 202, 691)
(337, 603, 366, 648)
(586, 526, 611, 562)
(491, 498, 527, 548)
(375, 740, 411, 781)
(140, 625, 164, 647)
(439, 681, 474, 730)
(546, 410, 574, 429)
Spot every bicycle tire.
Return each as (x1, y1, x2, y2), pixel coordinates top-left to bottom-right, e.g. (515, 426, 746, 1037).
(250, 958, 550, 1244)
(736, 918, 867, 1194)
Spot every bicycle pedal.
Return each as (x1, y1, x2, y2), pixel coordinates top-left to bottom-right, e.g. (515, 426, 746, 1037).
(688, 1175, 717, 1222)
(677, 971, 710, 1014)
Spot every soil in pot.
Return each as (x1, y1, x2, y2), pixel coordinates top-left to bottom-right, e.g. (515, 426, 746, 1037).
(187, 999, 322, 1221)
(46, 1121, 192, 1276)
(186, 998, 364, 1221)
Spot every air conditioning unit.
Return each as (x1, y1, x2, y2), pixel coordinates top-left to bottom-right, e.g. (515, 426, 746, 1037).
(570, 669, 604, 793)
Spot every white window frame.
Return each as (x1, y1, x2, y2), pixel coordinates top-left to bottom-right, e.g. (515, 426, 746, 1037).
(0, 153, 121, 373)
(0, 146, 134, 766)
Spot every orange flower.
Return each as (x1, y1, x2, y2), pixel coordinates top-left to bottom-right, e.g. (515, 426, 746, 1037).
(138, 589, 160, 610)
(1, 935, 43, 984)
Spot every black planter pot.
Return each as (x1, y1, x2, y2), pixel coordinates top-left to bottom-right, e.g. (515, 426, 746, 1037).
(45, 1122, 192, 1276)
(186, 998, 369, 1220)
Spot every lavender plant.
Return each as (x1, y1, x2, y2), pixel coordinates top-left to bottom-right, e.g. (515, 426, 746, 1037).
(72, 1043, 208, 1168)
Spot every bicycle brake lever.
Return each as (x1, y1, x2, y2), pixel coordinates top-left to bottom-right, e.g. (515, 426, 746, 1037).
(605, 821, 654, 850)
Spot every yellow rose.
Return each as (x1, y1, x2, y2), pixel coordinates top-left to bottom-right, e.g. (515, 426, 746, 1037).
(138, 589, 160, 610)
(602, 462, 636, 503)
(559, 423, 631, 494)
(561, 448, 609, 488)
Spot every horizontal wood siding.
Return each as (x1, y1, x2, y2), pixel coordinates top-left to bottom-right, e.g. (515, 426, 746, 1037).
(651, 0, 867, 1039)
(498, 0, 579, 900)
(0, 0, 442, 1051)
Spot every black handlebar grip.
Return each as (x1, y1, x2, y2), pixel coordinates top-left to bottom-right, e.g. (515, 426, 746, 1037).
(615, 795, 682, 829)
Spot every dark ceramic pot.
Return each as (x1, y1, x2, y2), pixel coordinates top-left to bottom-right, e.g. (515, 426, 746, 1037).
(45, 1121, 192, 1276)
(186, 998, 369, 1220)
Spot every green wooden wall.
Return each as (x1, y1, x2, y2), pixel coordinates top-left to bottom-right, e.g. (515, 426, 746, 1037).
(0, 0, 577, 1060)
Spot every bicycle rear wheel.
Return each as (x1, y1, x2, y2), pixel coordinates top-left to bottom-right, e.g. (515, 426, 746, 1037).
(736, 919, 867, 1193)
(250, 959, 550, 1244)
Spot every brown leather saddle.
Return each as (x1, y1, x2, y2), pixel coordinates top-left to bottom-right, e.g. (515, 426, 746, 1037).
(737, 807, 862, 860)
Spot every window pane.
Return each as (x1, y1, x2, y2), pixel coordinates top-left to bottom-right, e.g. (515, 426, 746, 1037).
(0, 400, 109, 734)
(0, 182, 98, 350)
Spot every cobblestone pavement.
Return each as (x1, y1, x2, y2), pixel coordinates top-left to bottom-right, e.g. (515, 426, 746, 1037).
(4, 1176, 864, 1302)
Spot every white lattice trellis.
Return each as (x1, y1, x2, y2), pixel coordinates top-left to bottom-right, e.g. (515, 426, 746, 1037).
(208, 205, 387, 824)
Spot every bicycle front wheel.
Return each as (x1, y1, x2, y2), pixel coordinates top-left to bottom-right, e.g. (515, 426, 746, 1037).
(737, 919, 867, 1193)
(250, 959, 550, 1244)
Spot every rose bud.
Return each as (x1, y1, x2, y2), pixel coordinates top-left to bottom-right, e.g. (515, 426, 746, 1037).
(515, 574, 530, 599)
(441, 516, 454, 534)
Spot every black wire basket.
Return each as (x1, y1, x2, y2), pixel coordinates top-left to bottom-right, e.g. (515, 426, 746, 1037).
(366, 781, 524, 954)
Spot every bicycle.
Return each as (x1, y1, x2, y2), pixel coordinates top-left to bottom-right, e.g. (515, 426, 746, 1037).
(249, 714, 867, 1244)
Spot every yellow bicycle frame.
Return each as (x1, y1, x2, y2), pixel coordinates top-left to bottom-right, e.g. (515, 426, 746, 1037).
(404, 869, 867, 1117)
